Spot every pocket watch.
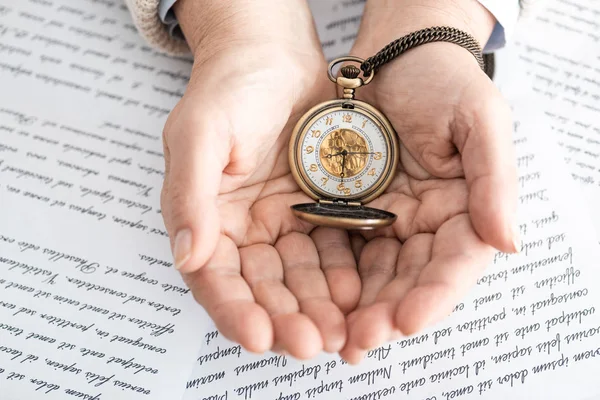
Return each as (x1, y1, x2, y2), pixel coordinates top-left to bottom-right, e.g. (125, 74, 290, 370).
(288, 56, 399, 230)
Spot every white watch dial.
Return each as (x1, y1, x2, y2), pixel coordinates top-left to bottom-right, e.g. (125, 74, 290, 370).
(300, 109, 390, 198)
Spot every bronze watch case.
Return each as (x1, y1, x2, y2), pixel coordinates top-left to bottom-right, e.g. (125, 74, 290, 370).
(288, 57, 400, 230)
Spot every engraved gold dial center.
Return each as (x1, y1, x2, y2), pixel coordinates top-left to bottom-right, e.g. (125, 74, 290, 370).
(319, 128, 370, 178)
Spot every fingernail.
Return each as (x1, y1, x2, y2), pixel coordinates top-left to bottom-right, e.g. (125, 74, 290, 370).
(511, 224, 521, 253)
(173, 229, 192, 270)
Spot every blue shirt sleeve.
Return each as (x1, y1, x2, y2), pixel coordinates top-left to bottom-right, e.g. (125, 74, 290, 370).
(159, 0, 183, 39)
(483, 22, 505, 53)
(476, 0, 521, 52)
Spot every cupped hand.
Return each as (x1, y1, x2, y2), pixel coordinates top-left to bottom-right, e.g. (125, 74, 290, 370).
(337, 1, 519, 363)
(160, 0, 362, 358)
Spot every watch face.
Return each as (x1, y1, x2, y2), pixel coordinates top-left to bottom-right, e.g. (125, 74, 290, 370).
(291, 101, 397, 202)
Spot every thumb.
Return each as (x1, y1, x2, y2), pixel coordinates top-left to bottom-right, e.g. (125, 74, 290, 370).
(454, 81, 519, 254)
(161, 109, 229, 273)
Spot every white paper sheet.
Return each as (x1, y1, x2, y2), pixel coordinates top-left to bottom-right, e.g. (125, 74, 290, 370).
(493, 0, 600, 230)
(3, 0, 600, 399)
(308, 0, 365, 62)
(0, 1, 209, 399)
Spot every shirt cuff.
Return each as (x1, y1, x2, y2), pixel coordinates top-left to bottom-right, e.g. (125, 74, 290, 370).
(476, 0, 521, 52)
(159, 0, 183, 39)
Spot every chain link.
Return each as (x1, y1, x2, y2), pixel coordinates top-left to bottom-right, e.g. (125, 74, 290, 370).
(360, 26, 494, 80)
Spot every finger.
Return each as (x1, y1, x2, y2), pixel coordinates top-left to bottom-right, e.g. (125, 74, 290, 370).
(311, 228, 361, 315)
(399, 137, 463, 181)
(357, 238, 401, 307)
(341, 234, 432, 359)
(241, 243, 319, 358)
(382, 233, 434, 302)
(339, 310, 368, 365)
(395, 214, 495, 335)
(453, 82, 518, 253)
(162, 111, 229, 273)
(276, 232, 346, 355)
(337, 238, 400, 363)
(185, 234, 273, 353)
(349, 233, 366, 264)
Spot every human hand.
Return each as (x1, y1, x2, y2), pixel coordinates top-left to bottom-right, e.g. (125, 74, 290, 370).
(160, 0, 362, 358)
(336, 0, 519, 363)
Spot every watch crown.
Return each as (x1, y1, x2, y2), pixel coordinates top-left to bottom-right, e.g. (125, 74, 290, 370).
(340, 65, 360, 79)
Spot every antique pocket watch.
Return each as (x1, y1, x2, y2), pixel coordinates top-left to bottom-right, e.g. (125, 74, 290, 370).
(288, 56, 399, 230)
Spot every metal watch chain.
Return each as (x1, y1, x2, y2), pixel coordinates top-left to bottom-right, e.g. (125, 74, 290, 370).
(359, 26, 494, 80)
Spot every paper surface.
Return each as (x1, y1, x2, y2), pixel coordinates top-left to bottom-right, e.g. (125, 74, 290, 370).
(308, 0, 365, 62)
(493, 0, 600, 231)
(2, 0, 600, 400)
(0, 1, 209, 399)
(183, 102, 600, 400)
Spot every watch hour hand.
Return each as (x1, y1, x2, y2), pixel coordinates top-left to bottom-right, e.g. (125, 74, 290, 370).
(340, 153, 346, 183)
(325, 151, 344, 159)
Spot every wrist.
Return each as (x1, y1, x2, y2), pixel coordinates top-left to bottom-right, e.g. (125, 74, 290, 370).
(174, 0, 320, 61)
(351, 0, 496, 57)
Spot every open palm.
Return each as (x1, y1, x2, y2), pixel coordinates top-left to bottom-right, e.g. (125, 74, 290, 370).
(337, 42, 519, 363)
(160, 42, 372, 358)
(182, 161, 365, 359)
